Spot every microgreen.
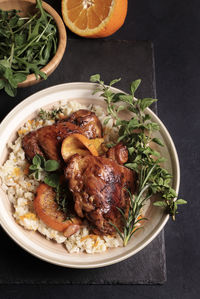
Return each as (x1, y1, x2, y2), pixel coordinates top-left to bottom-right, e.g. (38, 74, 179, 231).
(90, 74, 187, 245)
(0, 0, 58, 97)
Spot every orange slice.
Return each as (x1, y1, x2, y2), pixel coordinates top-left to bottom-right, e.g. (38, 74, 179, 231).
(61, 133, 105, 162)
(34, 183, 81, 231)
(61, 0, 128, 38)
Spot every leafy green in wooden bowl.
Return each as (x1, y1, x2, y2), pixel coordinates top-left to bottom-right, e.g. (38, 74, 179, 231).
(0, 0, 66, 97)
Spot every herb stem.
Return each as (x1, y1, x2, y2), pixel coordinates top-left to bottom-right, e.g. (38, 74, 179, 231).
(9, 43, 15, 67)
(13, 12, 39, 34)
(140, 164, 156, 190)
(36, 18, 51, 42)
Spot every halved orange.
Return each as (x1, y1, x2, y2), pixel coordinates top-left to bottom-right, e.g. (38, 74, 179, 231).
(61, 0, 128, 38)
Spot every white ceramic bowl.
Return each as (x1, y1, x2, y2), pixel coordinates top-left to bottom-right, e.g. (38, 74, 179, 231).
(0, 83, 180, 268)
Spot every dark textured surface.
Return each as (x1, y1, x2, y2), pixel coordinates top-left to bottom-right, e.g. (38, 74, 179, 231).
(0, 0, 199, 297)
(0, 230, 166, 285)
(0, 39, 157, 120)
(0, 39, 165, 284)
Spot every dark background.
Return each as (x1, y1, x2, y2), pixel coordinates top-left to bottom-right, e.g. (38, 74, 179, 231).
(1, 0, 199, 298)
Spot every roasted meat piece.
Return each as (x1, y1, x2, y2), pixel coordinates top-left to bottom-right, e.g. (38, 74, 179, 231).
(66, 109, 103, 139)
(22, 122, 83, 162)
(65, 155, 136, 234)
(22, 109, 102, 161)
(37, 125, 59, 161)
(22, 131, 44, 160)
(107, 143, 128, 164)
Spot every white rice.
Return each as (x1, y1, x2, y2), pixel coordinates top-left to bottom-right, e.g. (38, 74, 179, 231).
(0, 101, 123, 253)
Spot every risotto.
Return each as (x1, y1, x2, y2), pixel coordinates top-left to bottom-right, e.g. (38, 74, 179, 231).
(0, 101, 125, 253)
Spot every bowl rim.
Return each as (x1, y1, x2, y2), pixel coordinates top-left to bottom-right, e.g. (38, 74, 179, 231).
(0, 82, 180, 268)
(0, 0, 67, 87)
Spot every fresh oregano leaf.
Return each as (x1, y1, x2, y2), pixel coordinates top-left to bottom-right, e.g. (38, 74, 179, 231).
(175, 199, 187, 205)
(153, 201, 168, 207)
(90, 74, 100, 82)
(44, 173, 60, 188)
(152, 137, 164, 147)
(130, 79, 141, 95)
(44, 160, 60, 172)
(109, 78, 121, 86)
(32, 154, 42, 166)
(139, 98, 157, 111)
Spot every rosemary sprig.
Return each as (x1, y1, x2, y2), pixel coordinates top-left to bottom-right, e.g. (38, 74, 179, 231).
(90, 74, 187, 245)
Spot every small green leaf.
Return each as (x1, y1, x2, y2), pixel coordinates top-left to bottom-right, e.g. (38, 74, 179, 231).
(146, 122, 160, 131)
(140, 98, 157, 111)
(117, 105, 125, 113)
(44, 173, 60, 188)
(0, 59, 10, 68)
(4, 82, 16, 97)
(103, 118, 110, 125)
(143, 114, 151, 122)
(13, 73, 27, 84)
(32, 154, 42, 166)
(169, 188, 177, 197)
(44, 160, 60, 172)
(0, 79, 5, 89)
(156, 157, 167, 163)
(38, 70, 47, 80)
(34, 170, 39, 180)
(152, 137, 164, 147)
(130, 79, 141, 95)
(106, 142, 115, 148)
(29, 165, 38, 171)
(109, 78, 121, 86)
(175, 199, 187, 205)
(153, 201, 167, 207)
(125, 163, 138, 170)
(119, 94, 133, 104)
(128, 147, 135, 155)
(90, 74, 100, 83)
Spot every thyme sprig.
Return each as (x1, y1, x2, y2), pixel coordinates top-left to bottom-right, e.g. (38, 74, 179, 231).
(38, 107, 64, 120)
(90, 74, 186, 245)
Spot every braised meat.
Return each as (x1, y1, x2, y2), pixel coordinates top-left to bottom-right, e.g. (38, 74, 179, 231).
(65, 155, 136, 234)
(37, 125, 59, 161)
(22, 131, 45, 160)
(66, 109, 103, 139)
(107, 143, 128, 164)
(22, 109, 102, 161)
(22, 122, 83, 162)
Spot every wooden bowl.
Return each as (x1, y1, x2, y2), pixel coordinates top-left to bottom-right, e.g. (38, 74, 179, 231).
(0, 0, 67, 87)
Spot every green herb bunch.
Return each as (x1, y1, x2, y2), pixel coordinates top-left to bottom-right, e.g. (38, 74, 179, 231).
(0, 0, 57, 97)
(29, 154, 60, 186)
(90, 74, 186, 246)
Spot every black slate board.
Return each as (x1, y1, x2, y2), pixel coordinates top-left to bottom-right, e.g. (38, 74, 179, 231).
(0, 39, 166, 284)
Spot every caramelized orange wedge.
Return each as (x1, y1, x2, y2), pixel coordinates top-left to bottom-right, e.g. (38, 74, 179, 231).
(61, 133, 105, 162)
